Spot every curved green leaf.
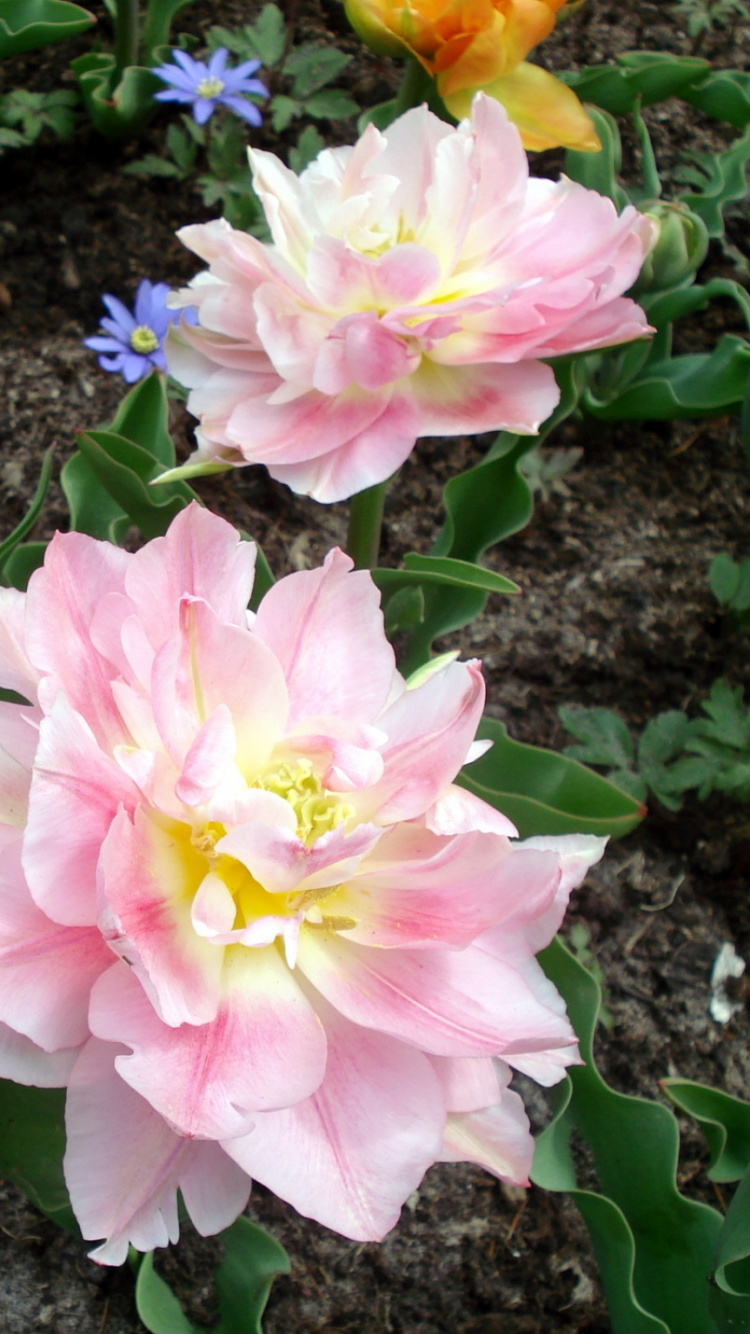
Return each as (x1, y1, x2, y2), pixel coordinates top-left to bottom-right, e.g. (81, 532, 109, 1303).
(683, 70, 750, 130)
(134, 1216, 289, 1334)
(585, 335, 750, 420)
(75, 429, 197, 539)
(661, 1080, 750, 1183)
(534, 938, 748, 1333)
(0, 0, 94, 57)
(2, 541, 47, 590)
(562, 52, 711, 116)
(0, 445, 54, 570)
(457, 718, 645, 839)
(565, 106, 628, 206)
(71, 52, 160, 139)
(0, 1079, 76, 1232)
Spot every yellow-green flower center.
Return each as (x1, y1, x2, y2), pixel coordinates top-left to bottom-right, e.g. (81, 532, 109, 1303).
(130, 325, 160, 354)
(255, 759, 353, 846)
(197, 76, 225, 99)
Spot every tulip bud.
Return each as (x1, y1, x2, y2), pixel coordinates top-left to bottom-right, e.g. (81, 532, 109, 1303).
(634, 201, 709, 294)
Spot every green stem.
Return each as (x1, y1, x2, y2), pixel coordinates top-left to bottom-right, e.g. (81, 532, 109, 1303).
(345, 481, 388, 571)
(391, 55, 434, 119)
(114, 0, 139, 74)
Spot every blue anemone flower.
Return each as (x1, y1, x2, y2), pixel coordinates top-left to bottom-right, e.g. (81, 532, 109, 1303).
(151, 47, 269, 126)
(84, 279, 195, 383)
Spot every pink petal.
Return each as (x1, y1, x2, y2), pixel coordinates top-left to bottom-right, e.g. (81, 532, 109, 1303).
(0, 587, 39, 702)
(440, 1094, 534, 1185)
(297, 932, 577, 1059)
(65, 1038, 251, 1264)
(224, 1000, 444, 1241)
(24, 695, 138, 926)
(0, 1022, 77, 1087)
(253, 549, 396, 730)
(98, 805, 224, 1027)
(425, 783, 517, 837)
(89, 957, 326, 1139)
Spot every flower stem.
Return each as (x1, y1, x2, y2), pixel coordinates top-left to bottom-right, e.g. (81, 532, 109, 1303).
(114, 0, 139, 73)
(346, 481, 388, 570)
(391, 56, 434, 119)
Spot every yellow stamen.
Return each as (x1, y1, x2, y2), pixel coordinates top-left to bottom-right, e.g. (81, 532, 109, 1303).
(130, 325, 160, 354)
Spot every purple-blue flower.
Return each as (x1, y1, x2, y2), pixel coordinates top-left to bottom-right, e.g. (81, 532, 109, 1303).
(84, 279, 195, 383)
(151, 47, 269, 126)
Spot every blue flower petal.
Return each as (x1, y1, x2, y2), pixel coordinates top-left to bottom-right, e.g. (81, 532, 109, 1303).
(192, 98, 216, 125)
(222, 94, 263, 126)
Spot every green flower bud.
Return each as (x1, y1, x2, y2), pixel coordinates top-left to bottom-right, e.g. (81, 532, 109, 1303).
(634, 202, 709, 294)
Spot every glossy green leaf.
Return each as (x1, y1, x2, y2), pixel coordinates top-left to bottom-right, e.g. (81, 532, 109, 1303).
(534, 938, 749, 1333)
(75, 430, 197, 540)
(0, 445, 54, 569)
(109, 371, 176, 466)
(2, 541, 47, 589)
(0, 0, 94, 57)
(683, 70, 750, 129)
(642, 278, 750, 332)
(61, 451, 131, 542)
(565, 106, 628, 207)
(142, 0, 198, 61)
(677, 129, 750, 238)
(0, 1079, 76, 1232)
(661, 1080, 750, 1183)
(457, 718, 645, 839)
(585, 335, 750, 420)
(562, 52, 711, 115)
(715, 1166, 750, 1299)
(135, 1216, 289, 1334)
(71, 53, 160, 139)
(373, 557, 519, 599)
(214, 1216, 290, 1334)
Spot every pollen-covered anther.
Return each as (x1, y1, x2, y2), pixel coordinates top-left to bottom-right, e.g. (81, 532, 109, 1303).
(129, 324, 160, 354)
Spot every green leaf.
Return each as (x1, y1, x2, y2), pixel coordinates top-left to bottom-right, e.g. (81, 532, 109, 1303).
(142, 0, 199, 62)
(677, 129, 750, 238)
(384, 584, 425, 636)
(109, 370, 176, 467)
(136, 1254, 199, 1334)
(0, 0, 94, 57)
(402, 553, 519, 594)
(1, 542, 47, 589)
(0, 1079, 76, 1232)
(565, 106, 628, 207)
(288, 125, 325, 173)
(269, 94, 299, 133)
(124, 154, 187, 179)
(304, 89, 358, 120)
(562, 52, 711, 115)
(457, 718, 645, 839)
(714, 1164, 750, 1298)
(661, 1080, 750, 1183)
(683, 69, 750, 130)
(61, 451, 131, 542)
(638, 711, 691, 768)
(534, 937, 746, 1333)
(214, 1216, 290, 1334)
(241, 4, 286, 66)
(558, 704, 636, 769)
(585, 335, 750, 421)
(286, 45, 351, 98)
(710, 552, 742, 605)
(0, 445, 54, 570)
(70, 53, 161, 140)
(134, 1217, 290, 1334)
(74, 431, 197, 540)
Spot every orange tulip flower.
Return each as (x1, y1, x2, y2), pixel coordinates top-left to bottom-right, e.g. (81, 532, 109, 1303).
(344, 0, 600, 152)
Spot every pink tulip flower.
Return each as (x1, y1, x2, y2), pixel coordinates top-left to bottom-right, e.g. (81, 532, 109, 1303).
(0, 505, 604, 1262)
(166, 94, 656, 503)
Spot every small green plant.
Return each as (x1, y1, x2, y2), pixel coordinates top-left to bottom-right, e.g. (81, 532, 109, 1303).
(709, 551, 750, 627)
(559, 679, 750, 811)
(672, 0, 749, 43)
(0, 87, 77, 152)
(566, 922, 614, 1028)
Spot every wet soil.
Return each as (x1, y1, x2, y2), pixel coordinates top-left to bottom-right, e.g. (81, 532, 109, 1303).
(1, 2, 749, 1331)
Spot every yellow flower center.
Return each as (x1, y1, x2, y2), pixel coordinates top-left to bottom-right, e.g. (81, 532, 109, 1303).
(254, 758, 354, 846)
(130, 325, 160, 354)
(197, 76, 225, 99)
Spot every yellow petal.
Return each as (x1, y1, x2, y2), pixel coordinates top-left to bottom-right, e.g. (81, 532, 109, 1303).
(443, 61, 601, 152)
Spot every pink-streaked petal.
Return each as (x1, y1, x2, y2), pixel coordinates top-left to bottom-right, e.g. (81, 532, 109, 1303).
(65, 1038, 252, 1264)
(98, 806, 224, 1027)
(0, 587, 39, 702)
(89, 956, 326, 1139)
(151, 598, 288, 777)
(23, 695, 138, 926)
(330, 827, 553, 950)
(224, 1000, 444, 1241)
(0, 1022, 77, 1087)
(367, 659, 485, 823)
(124, 503, 257, 649)
(253, 549, 396, 730)
(25, 532, 131, 748)
(298, 932, 577, 1059)
(430, 1054, 507, 1113)
(216, 818, 382, 897)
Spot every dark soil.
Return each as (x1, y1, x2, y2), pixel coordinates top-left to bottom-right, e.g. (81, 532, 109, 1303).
(1, 2, 749, 1331)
